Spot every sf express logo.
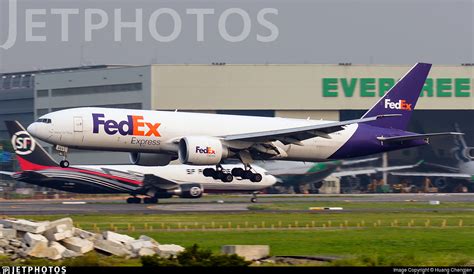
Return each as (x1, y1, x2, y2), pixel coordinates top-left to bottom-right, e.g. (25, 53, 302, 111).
(92, 114, 161, 137)
(195, 146, 216, 155)
(384, 99, 412, 111)
(11, 131, 35, 155)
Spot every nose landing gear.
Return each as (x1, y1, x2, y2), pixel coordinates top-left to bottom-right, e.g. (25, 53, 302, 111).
(250, 192, 259, 203)
(55, 145, 70, 168)
(59, 160, 70, 168)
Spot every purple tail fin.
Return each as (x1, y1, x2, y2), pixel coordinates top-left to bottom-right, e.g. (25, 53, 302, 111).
(361, 63, 432, 130)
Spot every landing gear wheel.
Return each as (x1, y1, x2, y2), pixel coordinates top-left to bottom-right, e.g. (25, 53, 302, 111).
(60, 160, 70, 168)
(204, 165, 234, 182)
(250, 192, 259, 203)
(212, 172, 221, 180)
(231, 168, 244, 177)
(203, 168, 215, 177)
(243, 170, 254, 180)
(143, 197, 158, 204)
(251, 173, 262, 182)
(126, 197, 141, 204)
(220, 173, 234, 183)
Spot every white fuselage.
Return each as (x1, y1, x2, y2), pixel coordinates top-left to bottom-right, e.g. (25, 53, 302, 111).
(74, 163, 276, 191)
(28, 107, 358, 162)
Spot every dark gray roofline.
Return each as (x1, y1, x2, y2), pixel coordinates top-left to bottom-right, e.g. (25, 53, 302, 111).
(0, 65, 137, 77)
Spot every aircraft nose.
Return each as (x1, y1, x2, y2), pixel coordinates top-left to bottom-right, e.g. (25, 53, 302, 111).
(27, 123, 38, 136)
(267, 174, 278, 186)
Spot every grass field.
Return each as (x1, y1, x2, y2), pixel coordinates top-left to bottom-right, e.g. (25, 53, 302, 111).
(248, 201, 474, 210)
(13, 205, 474, 266)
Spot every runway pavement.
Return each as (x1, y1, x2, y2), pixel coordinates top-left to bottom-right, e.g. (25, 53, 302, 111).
(0, 193, 473, 215)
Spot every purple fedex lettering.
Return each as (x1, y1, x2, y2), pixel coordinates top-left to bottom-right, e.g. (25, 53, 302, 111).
(92, 113, 133, 136)
(92, 114, 105, 134)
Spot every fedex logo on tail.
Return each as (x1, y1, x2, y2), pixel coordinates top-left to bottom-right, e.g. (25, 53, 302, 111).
(384, 99, 412, 111)
(92, 114, 161, 137)
(195, 146, 216, 154)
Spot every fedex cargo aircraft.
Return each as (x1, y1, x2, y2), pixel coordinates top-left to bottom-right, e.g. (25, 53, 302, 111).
(27, 63, 461, 183)
(2, 121, 276, 203)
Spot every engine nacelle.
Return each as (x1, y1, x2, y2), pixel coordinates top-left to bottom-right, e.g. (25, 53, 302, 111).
(463, 147, 474, 160)
(129, 152, 173, 166)
(172, 183, 204, 199)
(178, 136, 228, 165)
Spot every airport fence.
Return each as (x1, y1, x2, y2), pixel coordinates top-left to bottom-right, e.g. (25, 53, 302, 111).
(75, 218, 471, 233)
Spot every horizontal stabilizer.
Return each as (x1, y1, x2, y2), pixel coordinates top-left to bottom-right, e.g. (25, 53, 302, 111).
(0, 171, 15, 177)
(390, 172, 474, 181)
(333, 161, 422, 177)
(377, 132, 464, 143)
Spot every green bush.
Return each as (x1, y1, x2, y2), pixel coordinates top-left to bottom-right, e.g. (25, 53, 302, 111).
(141, 244, 251, 267)
(330, 254, 472, 267)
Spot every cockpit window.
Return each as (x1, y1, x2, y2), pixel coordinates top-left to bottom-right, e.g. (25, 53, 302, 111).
(36, 118, 52, 124)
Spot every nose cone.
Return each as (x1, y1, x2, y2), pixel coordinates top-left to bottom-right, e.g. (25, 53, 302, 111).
(27, 122, 47, 141)
(27, 123, 38, 136)
(266, 174, 278, 186)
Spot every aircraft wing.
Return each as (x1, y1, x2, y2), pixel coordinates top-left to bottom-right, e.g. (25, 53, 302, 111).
(223, 114, 400, 145)
(267, 165, 319, 176)
(377, 132, 464, 143)
(142, 174, 179, 190)
(390, 171, 473, 181)
(271, 167, 337, 186)
(333, 161, 422, 177)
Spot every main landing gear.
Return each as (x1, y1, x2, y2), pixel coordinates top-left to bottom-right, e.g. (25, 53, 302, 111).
(231, 165, 263, 182)
(203, 164, 263, 183)
(203, 165, 233, 182)
(126, 196, 158, 204)
(55, 145, 70, 168)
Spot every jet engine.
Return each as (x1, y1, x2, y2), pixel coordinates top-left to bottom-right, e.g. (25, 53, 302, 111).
(178, 183, 204, 198)
(165, 183, 204, 199)
(463, 147, 474, 161)
(178, 136, 229, 165)
(129, 152, 174, 166)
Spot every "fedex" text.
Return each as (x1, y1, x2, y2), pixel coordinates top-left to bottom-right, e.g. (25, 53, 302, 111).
(92, 113, 161, 137)
(384, 99, 412, 111)
(195, 146, 215, 154)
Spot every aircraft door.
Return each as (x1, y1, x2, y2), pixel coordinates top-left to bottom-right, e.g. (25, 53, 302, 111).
(73, 117, 83, 132)
(73, 116, 85, 144)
